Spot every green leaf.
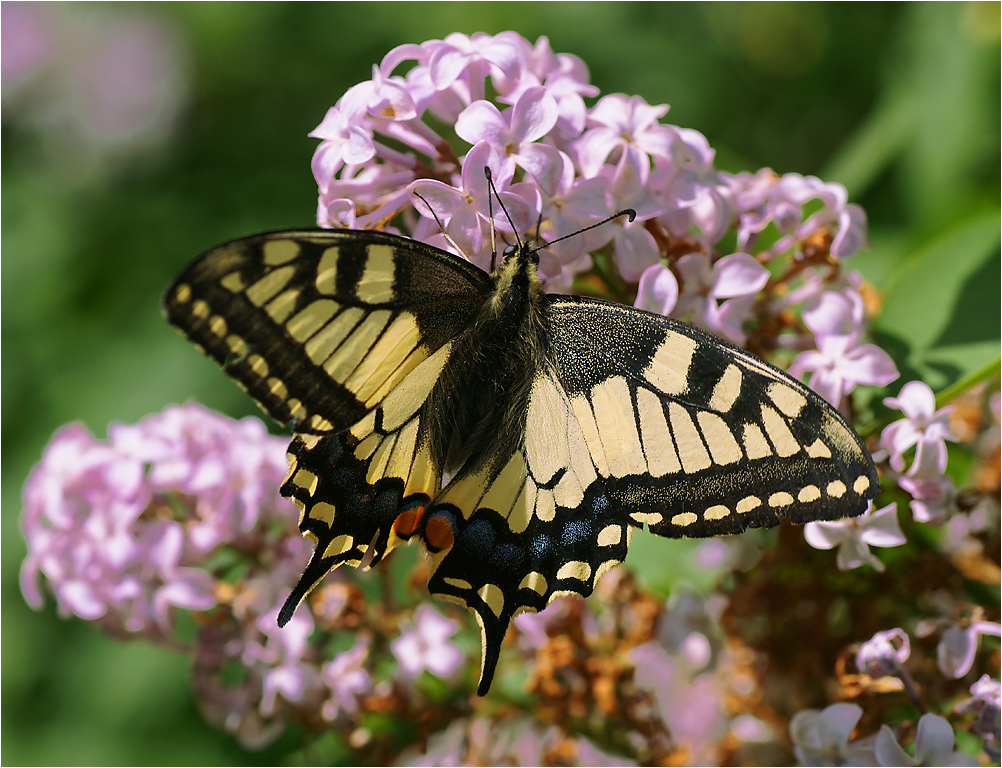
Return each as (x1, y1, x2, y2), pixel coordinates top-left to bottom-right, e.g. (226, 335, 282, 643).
(872, 206, 1001, 391)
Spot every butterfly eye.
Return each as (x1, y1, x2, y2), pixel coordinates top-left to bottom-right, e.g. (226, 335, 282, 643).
(502, 244, 518, 260)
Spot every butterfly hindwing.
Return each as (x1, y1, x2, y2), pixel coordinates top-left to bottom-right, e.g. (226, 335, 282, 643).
(543, 295, 879, 537)
(164, 229, 490, 433)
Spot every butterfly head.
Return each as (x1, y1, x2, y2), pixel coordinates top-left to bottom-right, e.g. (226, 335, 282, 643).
(502, 241, 540, 268)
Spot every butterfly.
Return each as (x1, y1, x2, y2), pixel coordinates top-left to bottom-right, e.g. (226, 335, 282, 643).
(164, 213, 878, 695)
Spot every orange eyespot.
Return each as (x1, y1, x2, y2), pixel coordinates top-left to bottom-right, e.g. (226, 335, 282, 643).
(392, 505, 425, 539)
(423, 513, 456, 553)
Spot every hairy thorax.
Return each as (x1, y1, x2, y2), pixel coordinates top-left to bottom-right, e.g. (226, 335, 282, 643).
(426, 250, 549, 478)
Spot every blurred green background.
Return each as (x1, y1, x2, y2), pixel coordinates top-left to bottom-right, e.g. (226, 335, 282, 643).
(3, 3, 999, 764)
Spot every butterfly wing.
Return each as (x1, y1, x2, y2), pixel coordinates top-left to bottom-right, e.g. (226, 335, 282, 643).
(164, 229, 490, 433)
(164, 229, 491, 622)
(425, 294, 878, 694)
(542, 295, 878, 536)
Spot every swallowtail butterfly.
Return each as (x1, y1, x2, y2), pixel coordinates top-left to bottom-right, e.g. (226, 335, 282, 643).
(165, 211, 878, 695)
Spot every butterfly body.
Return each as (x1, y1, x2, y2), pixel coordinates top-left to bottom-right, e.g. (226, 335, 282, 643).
(165, 228, 878, 695)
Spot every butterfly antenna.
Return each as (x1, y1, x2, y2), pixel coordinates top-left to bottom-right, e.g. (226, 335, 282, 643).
(413, 190, 470, 261)
(484, 166, 523, 259)
(541, 209, 637, 252)
(486, 171, 499, 271)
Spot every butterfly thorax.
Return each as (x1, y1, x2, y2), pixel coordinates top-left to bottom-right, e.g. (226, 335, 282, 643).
(425, 243, 548, 479)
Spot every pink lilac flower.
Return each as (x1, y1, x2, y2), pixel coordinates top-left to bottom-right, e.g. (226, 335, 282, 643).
(898, 444, 957, 525)
(455, 86, 560, 182)
(629, 642, 727, 765)
(874, 714, 977, 767)
(789, 702, 877, 766)
(321, 640, 372, 720)
(671, 251, 769, 342)
(957, 675, 1001, 760)
(881, 381, 957, 474)
(937, 620, 1002, 679)
(574, 93, 673, 183)
(20, 404, 295, 640)
(391, 605, 464, 680)
(789, 331, 899, 410)
(635, 263, 679, 316)
(653, 127, 731, 246)
(804, 502, 906, 572)
(857, 628, 911, 679)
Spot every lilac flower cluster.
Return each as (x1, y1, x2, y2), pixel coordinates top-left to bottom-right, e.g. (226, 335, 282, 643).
(307, 30, 890, 377)
(20, 404, 471, 749)
(790, 703, 978, 767)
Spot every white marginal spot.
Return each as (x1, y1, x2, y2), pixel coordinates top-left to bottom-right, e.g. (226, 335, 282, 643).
(709, 364, 743, 412)
(769, 491, 794, 508)
(827, 480, 847, 498)
(597, 525, 622, 547)
(208, 315, 228, 337)
(806, 438, 833, 459)
(293, 468, 318, 495)
(736, 496, 761, 514)
(191, 299, 210, 319)
(704, 504, 730, 520)
(556, 561, 592, 582)
(853, 475, 871, 494)
(671, 512, 698, 527)
(630, 511, 662, 526)
(267, 377, 288, 400)
(247, 354, 270, 378)
(798, 485, 821, 503)
(173, 283, 192, 303)
(767, 381, 807, 418)
(226, 335, 248, 357)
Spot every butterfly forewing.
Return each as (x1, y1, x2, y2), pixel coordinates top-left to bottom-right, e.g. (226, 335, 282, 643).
(164, 229, 489, 433)
(542, 295, 879, 535)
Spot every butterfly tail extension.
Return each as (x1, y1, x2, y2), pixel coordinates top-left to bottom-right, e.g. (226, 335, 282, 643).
(424, 459, 631, 695)
(278, 430, 436, 626)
